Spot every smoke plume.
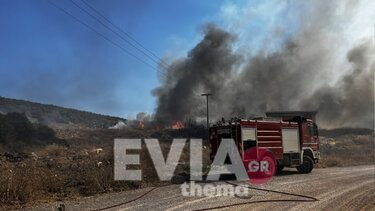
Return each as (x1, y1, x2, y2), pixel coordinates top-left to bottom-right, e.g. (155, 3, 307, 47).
(153, 24, 241, 124)
(153, 1, 374, 128)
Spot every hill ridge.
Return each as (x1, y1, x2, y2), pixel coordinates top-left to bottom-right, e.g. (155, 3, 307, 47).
(0, 96, 126, 129)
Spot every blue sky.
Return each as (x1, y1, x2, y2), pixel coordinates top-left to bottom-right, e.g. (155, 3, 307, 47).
(0, 0, 230, 118)
(0, 0, 304, 118)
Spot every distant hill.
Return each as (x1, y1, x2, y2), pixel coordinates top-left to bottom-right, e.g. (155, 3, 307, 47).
(319, 127, 373, 138)
(0, 96, 126, 129)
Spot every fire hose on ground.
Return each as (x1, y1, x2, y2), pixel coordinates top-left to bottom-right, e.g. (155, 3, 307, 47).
(90, 180, 319, 211)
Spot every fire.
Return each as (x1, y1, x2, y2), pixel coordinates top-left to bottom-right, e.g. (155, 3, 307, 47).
(137, 121, 145, 129)
(171, 121, 184, 129)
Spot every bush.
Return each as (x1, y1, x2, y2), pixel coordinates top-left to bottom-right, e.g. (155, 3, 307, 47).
(0, 113, 63, 152)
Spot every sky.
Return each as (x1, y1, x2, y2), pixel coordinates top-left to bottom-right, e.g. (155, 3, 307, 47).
(0, 0, 230, 118)
(0, 0, 373, 120)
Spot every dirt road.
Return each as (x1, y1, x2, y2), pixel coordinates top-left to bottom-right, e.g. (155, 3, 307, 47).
(28, 165, 374, 211)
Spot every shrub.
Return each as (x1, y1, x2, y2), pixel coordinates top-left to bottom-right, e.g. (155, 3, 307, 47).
(0, 113, 63, 152)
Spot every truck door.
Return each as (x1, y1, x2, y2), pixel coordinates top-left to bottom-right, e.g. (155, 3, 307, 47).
(307, 122, 319, 150)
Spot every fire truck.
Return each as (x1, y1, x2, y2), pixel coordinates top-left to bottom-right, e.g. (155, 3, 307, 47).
(209, 111, 320, 173)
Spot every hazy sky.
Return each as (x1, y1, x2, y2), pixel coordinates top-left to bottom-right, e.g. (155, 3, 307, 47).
(0, 0, 227, 118)
(0, 0, 373, 119)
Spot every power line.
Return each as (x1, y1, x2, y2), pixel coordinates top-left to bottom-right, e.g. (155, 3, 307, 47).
(79, 0, 168, 66)
(70, 0, 169, 70)
(46, 0, 167, 77)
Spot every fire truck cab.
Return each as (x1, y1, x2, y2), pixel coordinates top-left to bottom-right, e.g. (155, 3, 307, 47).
(209, 111, 320, 173)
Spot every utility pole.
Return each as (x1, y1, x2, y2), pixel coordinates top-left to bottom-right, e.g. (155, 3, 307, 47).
(201, 93, 212, 141)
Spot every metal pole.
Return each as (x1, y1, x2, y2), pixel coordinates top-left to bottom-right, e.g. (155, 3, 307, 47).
(201, 93, 212, 141)
(206, 95, 209, 131)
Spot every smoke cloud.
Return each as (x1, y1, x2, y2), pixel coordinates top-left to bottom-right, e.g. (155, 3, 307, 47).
(301, 41, 374, 128)
(153, 24, 241, 124)
(153, 1, 374, 128)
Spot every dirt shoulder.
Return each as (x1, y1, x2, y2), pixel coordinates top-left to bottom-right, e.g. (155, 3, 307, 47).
(24, 165, 375, 211)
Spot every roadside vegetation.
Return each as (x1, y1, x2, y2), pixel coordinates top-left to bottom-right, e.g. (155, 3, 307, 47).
(0, 114, 206, 209)
(317, 134, 374, 168)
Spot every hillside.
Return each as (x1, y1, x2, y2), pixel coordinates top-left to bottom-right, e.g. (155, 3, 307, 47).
(0, 96, 126, 129)
(319, 127, 373, 138)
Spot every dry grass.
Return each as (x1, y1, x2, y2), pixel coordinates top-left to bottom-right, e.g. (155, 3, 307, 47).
(0, 135, 185, 208)
(317, 135, 374, 168)
(0, 159, 61, 206)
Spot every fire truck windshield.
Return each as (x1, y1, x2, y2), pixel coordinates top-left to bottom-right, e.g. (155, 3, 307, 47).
(313, 123, 319, 136)
(308, 123, 319, 136)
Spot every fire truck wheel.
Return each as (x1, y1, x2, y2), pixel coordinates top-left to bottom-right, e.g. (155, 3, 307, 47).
(277, 164, 284, 173)
(297, 155, 314, 173)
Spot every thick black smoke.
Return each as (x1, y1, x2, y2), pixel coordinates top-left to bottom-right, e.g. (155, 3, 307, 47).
(153, 24, 241, 124)
(153, 3, 374, 128)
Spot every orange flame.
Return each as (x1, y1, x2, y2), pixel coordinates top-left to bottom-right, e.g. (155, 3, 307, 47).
(171, 121, 184, 129)
(137, 121, 145, 129)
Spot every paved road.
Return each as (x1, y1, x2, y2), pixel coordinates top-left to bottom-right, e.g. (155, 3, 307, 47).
(29, 165, 375, 211)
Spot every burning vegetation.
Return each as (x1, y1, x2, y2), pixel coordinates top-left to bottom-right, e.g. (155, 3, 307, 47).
(171, 121, 184, 129)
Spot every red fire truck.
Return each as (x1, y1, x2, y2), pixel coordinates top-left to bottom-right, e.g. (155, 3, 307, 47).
(209, 111, 320, 173)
